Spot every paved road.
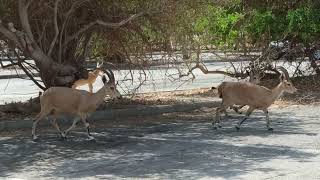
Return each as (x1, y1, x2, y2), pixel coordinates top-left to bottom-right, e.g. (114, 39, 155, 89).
(0, 59, 311, 104)
(0, 104, 320, 179)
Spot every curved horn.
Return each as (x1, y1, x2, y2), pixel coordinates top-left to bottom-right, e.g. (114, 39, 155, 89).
(276, 66, 290, 80)
(106, 69, 115, 83)
(104, 69, 112, 82)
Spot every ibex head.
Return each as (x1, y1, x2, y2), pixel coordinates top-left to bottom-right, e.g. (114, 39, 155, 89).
(102, 69, 122, 99)
(94, 62, 105, 76)
(276, 66, 297, 94)
(248, 71, 262, 84)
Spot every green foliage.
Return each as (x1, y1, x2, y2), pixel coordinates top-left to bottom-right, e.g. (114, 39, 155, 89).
(2, 0, 320, 56)
(194, 5, 242, 48)
(191, 1, 320, 49)
(286, 7, 320, 42)
(246, 10, 274, 39)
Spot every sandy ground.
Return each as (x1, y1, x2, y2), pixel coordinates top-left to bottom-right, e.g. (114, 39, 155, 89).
(1, 103, 320, 179)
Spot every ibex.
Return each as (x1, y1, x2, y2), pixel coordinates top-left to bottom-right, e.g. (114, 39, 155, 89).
(213, 70, 262, 114)
(72, 63, 104, 93)
(32, 69, 121, 141)
(213, 67, 297, 131)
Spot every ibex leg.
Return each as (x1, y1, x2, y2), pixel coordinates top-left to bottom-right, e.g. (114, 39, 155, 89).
(263, 109, 273, 131)
(50, 115, 66, 139)
(80, 114, 95, 140)
(64, 117, 80, 135)
(236, 107, 255, 131)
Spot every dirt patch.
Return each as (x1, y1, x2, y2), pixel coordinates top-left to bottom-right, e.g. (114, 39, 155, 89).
(0, 88, 216, 115)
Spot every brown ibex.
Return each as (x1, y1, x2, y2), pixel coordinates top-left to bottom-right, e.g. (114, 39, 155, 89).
(32, 69, 121, 141)
(229, 70, 262, 114)
(213, 67, 297, 131)
(212, 70, 262, 115)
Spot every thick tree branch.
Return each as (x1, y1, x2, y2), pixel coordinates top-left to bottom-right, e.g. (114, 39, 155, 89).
(48, 0, 60, 56)
(0, 22, 23, 49)
(17, 0, 54, 67)
(18, 0, 36, 44)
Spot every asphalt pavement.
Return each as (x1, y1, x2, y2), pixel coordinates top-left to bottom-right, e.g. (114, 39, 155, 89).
(0, 104, 320, 179)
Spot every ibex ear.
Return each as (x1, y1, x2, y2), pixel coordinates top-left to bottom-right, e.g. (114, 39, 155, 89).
(96, 61, 104, 68)
(102, 75, 107, 84)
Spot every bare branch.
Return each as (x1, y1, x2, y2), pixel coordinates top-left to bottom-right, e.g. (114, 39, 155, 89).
(14, 49, 45, 89)
(26, 0, 34, 8)
(179, 46, 243, 79)
(48, 0, 60, 56)
(24, 60, 40, 72)
(59, 0, 89, 62)
(96, 11, 144, 27)
(210, 50, 238, 72)
(65, 0, 89, 17)
(37, 20, 48, 48)
(64, 12, 145, 46)
(179, 62, 237, 79)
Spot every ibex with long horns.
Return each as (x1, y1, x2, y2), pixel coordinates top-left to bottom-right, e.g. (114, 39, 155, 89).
(213, 66, 297, 131)
(32, 69, 121, 141)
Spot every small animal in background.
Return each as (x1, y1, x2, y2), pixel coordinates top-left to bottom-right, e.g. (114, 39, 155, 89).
(72, 62, 104, 93)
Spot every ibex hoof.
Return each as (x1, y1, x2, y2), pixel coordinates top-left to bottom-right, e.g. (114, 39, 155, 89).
(60, 132, 67, 140)
(235, 126, 240, 131)
(212, 126, 218, 130)
(218, 125, 222, 128)
(268, 128, 274, 131)
(32, 136, 39, 141)
(88, 136, 96, 141)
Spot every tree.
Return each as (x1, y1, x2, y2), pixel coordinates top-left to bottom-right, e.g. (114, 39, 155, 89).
(188, 0, 320, 76)
(0, 0, 149, 89)
(1, 0, 318, 92)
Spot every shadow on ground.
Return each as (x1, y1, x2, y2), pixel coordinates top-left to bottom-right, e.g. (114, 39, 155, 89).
(0, 105, 319, 179)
